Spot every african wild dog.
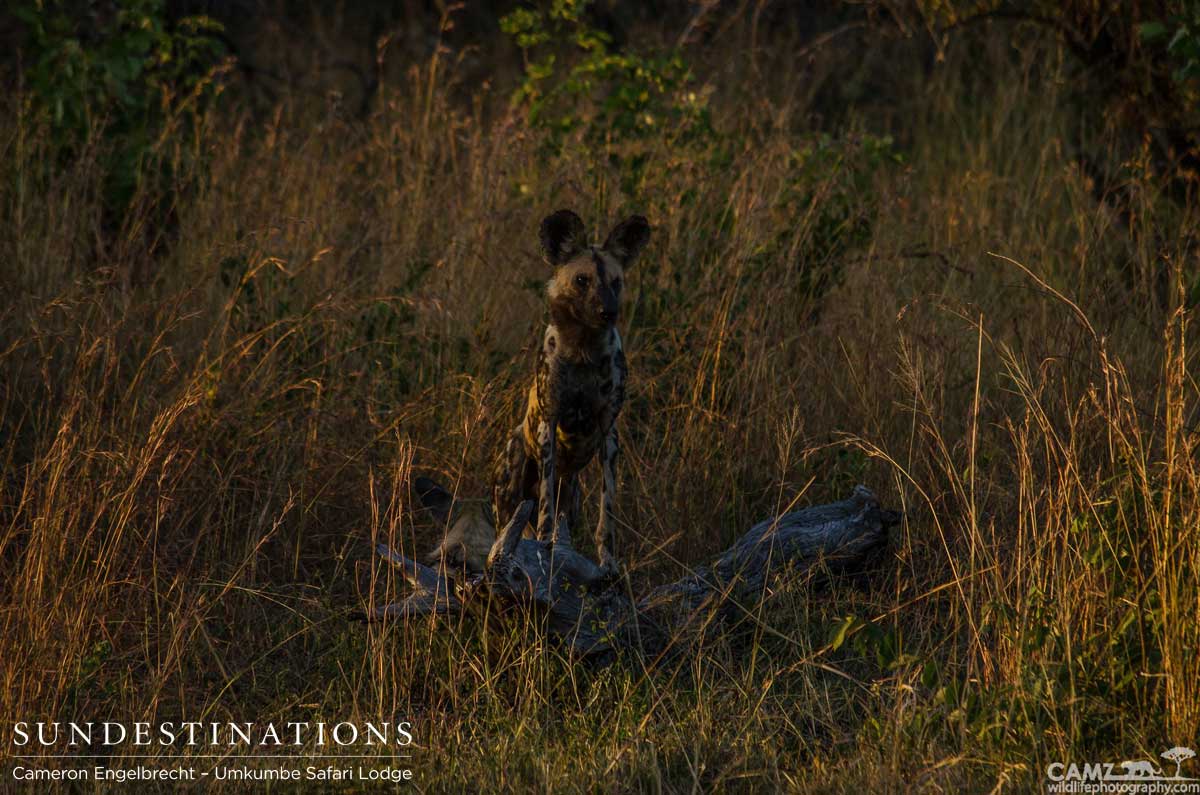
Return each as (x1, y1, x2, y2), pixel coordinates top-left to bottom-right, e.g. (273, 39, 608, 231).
(493, 209, 650, 578)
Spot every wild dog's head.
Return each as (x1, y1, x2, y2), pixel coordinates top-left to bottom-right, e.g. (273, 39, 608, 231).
(541, 209, 650, 332)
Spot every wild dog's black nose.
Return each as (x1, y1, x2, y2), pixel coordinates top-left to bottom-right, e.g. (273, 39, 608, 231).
(600, 309, 616, 322)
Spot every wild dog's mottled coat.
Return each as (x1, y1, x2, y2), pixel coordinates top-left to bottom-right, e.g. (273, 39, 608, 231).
(494, 209, 650, 577)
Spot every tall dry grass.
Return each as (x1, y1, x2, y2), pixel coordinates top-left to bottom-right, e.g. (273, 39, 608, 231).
(0, 21, 1197, 793)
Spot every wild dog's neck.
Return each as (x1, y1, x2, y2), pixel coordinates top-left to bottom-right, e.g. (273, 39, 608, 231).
(546, 315, 615, 363)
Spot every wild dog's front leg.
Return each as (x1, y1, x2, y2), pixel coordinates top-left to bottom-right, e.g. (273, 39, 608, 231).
(535, 342, 566, 544)
(535, 415, 559, 542)
(595, 423, 620, 578)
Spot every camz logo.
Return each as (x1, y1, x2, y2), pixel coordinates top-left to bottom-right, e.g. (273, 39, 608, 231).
(1047, 761, 1165, 781)
(1046, 747, 1199, 794)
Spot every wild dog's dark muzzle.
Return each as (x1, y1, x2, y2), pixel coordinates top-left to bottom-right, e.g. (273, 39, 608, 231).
(598, 287, 619, 324)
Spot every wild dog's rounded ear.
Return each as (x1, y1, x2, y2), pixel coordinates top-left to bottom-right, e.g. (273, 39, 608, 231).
(539, 209, 587, 266)
(415, 476, 454, 525)
(603, 215, 650, 267)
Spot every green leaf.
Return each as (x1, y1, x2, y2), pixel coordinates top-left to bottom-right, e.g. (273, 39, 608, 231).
(1168, 26, 1191, 53)
(827, 614, 863, 651)
(921, 660, 939, 689)
(1139, 21, 1169, 40)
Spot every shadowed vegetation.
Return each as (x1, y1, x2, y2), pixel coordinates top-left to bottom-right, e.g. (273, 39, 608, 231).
(1, 2, 1198, 792)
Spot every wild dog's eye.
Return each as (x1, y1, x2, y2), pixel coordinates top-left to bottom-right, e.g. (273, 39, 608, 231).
(574, 274, 590, 288)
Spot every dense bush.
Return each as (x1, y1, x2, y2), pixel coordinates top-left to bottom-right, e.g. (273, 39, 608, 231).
(13, 0, 226, 211)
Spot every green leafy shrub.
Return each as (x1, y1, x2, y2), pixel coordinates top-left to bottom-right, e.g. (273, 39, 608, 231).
(1140, 8, 1200, 83)
(748, 133, 902, 307)
(785, 133, 901, 261)
(14, 0, 226, 211)
(500, 0, 712, 150)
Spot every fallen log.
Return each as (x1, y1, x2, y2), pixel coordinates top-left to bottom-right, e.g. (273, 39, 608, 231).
(366, 479, 898, 662)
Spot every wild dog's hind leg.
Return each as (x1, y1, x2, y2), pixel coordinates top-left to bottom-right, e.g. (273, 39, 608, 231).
(595, 423, 620, 578)
(493, 425, 537, 531)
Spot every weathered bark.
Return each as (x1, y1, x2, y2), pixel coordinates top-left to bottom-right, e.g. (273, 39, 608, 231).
(368, 483, 898, 662)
